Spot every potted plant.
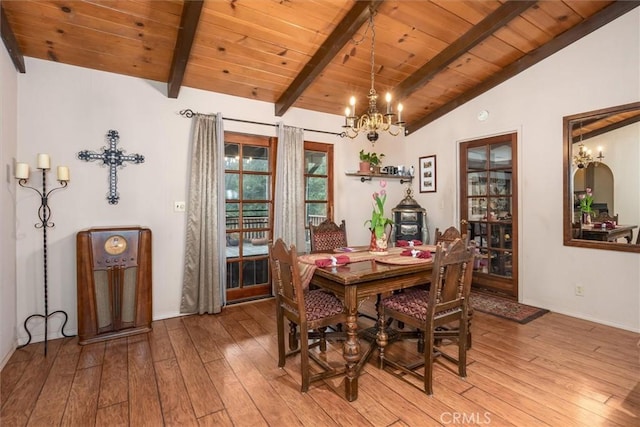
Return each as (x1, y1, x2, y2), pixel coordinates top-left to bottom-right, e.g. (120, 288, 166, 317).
(359, 150, 385, 174)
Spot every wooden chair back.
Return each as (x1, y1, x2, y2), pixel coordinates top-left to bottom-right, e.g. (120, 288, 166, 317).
(428, 238, 475, 323)
(309, 219, 347, 253)
(270, 238, 305, 323)
(434, 226, 468, 247)
(593, 212, 618, 224)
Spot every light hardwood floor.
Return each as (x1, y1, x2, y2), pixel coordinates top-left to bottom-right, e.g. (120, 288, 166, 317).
(1, 298, 638, 426)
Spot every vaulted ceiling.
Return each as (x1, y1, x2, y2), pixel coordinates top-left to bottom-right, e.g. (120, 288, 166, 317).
(2, 1, 638, 134)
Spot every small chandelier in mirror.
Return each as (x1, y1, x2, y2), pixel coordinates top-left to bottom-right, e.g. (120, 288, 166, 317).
(573, 122, 604, 168)
(342, 7, 405, 143)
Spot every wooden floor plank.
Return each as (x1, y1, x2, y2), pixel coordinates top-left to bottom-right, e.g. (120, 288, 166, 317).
(167, 323, 224, 417)
(95, 401, 128, 427)
(204, 358, 268, 426)
(60, 365, 101, 426)
(182, 315, 224, 363)
(148, 319, 176, 362)
(127, 338, 164, 426)
(154, 357, 198, 425)
(97, 338, 128, 408)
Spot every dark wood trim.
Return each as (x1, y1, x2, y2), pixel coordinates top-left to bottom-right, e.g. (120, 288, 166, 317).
(394, 1, 536, 102)
(274, 0, 384, 117)
(407, 1, 640, 134)
(0, 4, 25, 73)
(167, 0, 204, 99)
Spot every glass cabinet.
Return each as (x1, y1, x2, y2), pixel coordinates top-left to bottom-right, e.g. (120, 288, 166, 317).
(461, 134, 518, 297)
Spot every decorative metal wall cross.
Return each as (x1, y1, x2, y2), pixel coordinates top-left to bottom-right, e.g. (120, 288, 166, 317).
(78, 130, 145, 204)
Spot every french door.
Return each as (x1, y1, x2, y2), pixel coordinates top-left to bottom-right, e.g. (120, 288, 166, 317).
(224, 133, 274, 303)
(460, 133, 518, 298)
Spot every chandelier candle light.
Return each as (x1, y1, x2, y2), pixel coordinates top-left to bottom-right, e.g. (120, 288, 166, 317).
(343, 7, 405, 143)
(15, 154, 73, 355)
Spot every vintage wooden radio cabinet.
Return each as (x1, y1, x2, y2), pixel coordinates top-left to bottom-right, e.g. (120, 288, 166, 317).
(76, 226, 152, 344)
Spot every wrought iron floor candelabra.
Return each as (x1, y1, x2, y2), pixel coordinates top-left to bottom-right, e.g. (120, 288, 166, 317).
(16, 165, 72, 355)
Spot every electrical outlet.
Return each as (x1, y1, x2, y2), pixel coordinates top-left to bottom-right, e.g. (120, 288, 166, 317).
(575, 284, 585, 296)
(174, 201, 186, 212)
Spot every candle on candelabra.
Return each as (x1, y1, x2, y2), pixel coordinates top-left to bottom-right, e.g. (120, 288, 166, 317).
(37, 153, 50, 169)
(57, 166, 70, 182)
(15, 162, 30, 179)
(385, 92, 392, 114)
(397, 103, 403, 122)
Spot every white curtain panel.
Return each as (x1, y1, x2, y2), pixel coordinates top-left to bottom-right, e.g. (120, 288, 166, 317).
(274, 123, 306, 251)
(180, 113, 226, 314)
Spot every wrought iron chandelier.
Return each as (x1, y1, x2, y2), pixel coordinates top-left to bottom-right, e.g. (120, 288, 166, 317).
(342, 8, 404, 143)
(573, 122, 604, 168)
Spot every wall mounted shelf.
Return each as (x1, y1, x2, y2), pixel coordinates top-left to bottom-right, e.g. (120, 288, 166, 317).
(345, 172, 413, 184)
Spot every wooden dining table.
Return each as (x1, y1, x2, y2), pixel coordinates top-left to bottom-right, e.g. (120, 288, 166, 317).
(298, 247, 434, 402)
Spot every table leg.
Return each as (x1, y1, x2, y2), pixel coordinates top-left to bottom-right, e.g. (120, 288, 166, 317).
(342, 286, 360, 401)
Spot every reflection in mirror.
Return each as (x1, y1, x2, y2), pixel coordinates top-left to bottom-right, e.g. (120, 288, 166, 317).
(563, 102, 640, 252)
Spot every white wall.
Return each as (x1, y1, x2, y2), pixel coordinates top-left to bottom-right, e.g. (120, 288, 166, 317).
(7, 8, 639, 357)
(401, 10, 640, 331)
(0, 39, 19, 367)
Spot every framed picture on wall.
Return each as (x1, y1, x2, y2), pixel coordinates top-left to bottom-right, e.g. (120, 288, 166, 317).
(419, 155, 436, 193)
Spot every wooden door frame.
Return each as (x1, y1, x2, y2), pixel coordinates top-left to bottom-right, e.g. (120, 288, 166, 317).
(459, 132, 518, 298)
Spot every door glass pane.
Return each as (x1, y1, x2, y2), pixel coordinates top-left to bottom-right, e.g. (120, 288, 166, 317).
(489, 171, 512, 195)
(468, 171, 487, 196)
(306, 151, 327, 174)
(226, 262, 239, 288)
(306, 177, 327, 201)
(243, 146, 269, 171)
(242, 175, 270, 200)
(490, 197, 512, 219)
(306, 203, 327, 227)
(489, 143, 512, 168)
(225, 174, 239, 199)
(468, 198, 487, 221)
(242, 259, 269, 286)
(467, 147, 487, 170)
(225, 144, 240, 170)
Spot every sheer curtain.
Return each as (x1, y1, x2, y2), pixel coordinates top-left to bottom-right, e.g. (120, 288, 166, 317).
(180, 113, 226, 314)
(274, 123, 306, 251)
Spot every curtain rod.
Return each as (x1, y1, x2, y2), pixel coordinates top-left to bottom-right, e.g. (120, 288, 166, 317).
(179, 109, 345, 137)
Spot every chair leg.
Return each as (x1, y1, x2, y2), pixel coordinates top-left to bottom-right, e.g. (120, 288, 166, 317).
(459, 318, 468, 378)
(299, 327, 310, 392)
(318, 326, 327, 352)
(289, 321, 299, 351)
(417, 331, 425, 354)
(277, 309, 286, 367)
(424, 328, 435, 396)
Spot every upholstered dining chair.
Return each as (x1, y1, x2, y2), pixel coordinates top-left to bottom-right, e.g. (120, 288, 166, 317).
(433, 225, 474, 348)
(269, 238, 346, 392)
(309, 219, 348, 253)
(376, 238, 475, 395)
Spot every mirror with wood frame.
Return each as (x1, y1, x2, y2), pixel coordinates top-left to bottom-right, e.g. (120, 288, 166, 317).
(563, 101, 640, 252)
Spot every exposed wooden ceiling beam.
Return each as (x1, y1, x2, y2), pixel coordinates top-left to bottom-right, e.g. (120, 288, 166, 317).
(167, 0, 204, 99)
(406, 1, 640, 134)
(394, 0, 537, 101)
(274, 0, 384, 117)
(1, 4, 25, 73)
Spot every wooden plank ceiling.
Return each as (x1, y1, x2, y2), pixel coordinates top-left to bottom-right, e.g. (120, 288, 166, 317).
(2, 0, 638, 134)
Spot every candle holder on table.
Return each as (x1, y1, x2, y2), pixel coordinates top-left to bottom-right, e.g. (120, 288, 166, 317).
(15, 155, 73, 355)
